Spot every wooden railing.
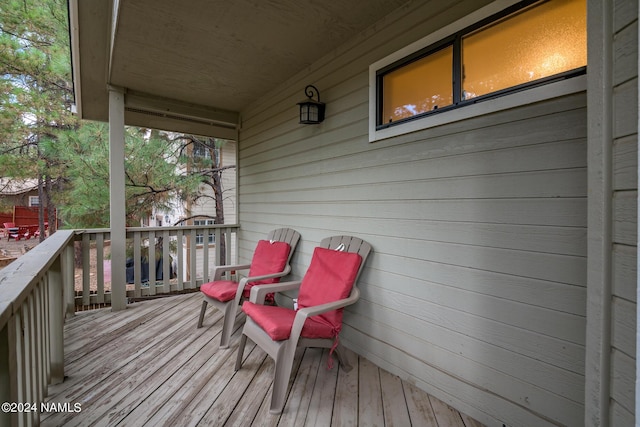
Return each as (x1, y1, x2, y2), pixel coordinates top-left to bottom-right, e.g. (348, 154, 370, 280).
(0, 224, 239, 426)
(0, 229, 75, 427)
(73, 225, 239, 309)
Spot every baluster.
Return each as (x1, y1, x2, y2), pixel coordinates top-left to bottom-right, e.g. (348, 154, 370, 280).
(176, 229, 184, 291)
(81, 233, 91, 307)
(148, 230, 156, 296)
(133, 232, 142, 298)
(162, 230, 170, 293)
(189, 229, 197, 289)
(202, 227, 209, 283)
(96, 232, 105, 304)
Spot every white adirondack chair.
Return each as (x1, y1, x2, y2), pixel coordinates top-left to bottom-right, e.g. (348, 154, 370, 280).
(235, 235, 372, 414)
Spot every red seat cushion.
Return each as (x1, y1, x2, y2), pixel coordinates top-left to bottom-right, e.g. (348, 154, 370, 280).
(242, 302, 336, 341)
(201, 280, 238, 302)
(200, 240, 291, 302)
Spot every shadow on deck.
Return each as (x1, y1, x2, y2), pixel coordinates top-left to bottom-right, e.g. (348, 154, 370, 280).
(42, 292, 484, 426)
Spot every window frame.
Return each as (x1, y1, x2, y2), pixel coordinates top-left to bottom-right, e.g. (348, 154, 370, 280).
(369, 0, 587, 142)
(194, 219, 215, 245)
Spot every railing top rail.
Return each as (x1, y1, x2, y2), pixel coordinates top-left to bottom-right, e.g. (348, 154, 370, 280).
(72, 224, 240, 237)
(0, 229, 75, 330)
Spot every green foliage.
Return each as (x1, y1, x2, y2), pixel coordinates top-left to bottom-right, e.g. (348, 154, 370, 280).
(0, 0, 76, 227)
(0, 0, 76, 133)
(52, 123, 110, 227)
(53, 123, 203, 228)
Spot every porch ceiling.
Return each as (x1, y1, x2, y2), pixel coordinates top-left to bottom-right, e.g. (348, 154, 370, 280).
(69, 0, 408, 136)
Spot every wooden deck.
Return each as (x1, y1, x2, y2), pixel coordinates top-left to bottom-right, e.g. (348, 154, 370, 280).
(42, 292, 484, 426)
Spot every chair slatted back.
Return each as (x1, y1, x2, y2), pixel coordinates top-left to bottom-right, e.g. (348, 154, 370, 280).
(267, 228, 301, 266)
(319, 235, 372, 285)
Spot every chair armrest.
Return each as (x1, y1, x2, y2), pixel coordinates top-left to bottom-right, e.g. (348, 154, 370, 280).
(249, 280, 302, 304)
(241, 264, 291, 285)
(211, 263, 251, 281)
(234, 266, 293, 302)
(290, 287, 360, 340)
(296, 287, 360, 319)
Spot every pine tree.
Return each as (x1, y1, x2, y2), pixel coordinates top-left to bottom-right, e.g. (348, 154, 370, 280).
(0, 0, 76, 237)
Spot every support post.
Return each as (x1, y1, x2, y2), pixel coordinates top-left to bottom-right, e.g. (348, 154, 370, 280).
(636, 0, 640, 421)
(109, 87, 128, 311)
(585, 0, 612, 425)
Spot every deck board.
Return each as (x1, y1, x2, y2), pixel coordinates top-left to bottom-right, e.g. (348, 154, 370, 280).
(404, 382, 440, 426)
(381, 369, 412, 426)
(331, 358, 359, 426)
(358, 357, 385, 426)
(41, 292, 485, 426)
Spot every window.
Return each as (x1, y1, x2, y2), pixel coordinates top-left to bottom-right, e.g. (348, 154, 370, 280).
(194, 219, 215, 245)
(29, 196, 40, 207)
(193, 142, 211, 159)
(370, 0, 587, 141)
(381, 44, 454, 123)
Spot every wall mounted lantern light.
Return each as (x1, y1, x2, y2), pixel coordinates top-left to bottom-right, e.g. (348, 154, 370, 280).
(297, 85, 325, 124)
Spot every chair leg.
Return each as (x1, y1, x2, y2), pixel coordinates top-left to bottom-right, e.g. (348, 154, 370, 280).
(270, 344, 296, 414)
(219, 302, 237, 349)
(333, 342, 353, 372)
(235, 334, 248, 371)
(197, 300, 207, 328)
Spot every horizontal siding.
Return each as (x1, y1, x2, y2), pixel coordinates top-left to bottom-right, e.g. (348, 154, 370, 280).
(611, 401, 635, 427)
(611, 349, 635, 413)
(347, 298, 584, 398)
(613, 190, 638, 245)
(613, 19, 637, 85)
(613, 244, 637, 302)
(238, 2, 587, 426)
(612, 296, 636, 357)
(613, 79, 638, 138)
(613, 135, 638, 190)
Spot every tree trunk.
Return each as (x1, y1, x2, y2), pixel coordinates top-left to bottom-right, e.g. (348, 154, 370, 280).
(38, 174, 46, 241)
(211, 145, 226, 262)
(45, 174, 56, 235)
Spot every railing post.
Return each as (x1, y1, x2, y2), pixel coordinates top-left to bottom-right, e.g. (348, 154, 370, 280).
(48, 256, 64, 385)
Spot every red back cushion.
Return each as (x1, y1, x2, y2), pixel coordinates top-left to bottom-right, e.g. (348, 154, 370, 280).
(297, 247, 362, 334)
(246, 239, 291, 287)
